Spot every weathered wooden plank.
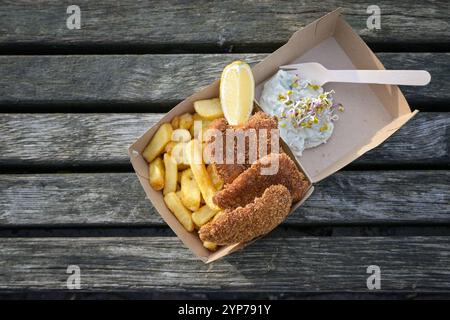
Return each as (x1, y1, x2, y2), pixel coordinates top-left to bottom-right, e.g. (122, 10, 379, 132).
(2, 291, 449, 299)
(0, 113, 447, 167)
(0, 1, 448, 50)
(0, 53, 447, 108)
(0, 171, 448, 226)
(1, 237, 450, 292)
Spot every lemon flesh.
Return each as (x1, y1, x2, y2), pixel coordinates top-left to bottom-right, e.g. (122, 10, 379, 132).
(220, 61, 254, 126)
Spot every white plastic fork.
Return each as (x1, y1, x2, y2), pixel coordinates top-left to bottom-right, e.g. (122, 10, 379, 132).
(279, 62, 431, 86)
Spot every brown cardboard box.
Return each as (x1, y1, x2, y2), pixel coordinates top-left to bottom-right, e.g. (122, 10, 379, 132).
(128, 8, 417, 263)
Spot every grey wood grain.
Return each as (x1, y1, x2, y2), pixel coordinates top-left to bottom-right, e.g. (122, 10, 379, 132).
(1, 171, 448, 226)
(0, 1, 448, 49)
(0, 53, 447, 108)
(0, 113, 447, 167)
(1, 236, 450, 292)
(2, 291, 448, 299)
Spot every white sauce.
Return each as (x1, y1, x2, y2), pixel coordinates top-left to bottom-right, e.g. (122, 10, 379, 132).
(259, 70, 338, 158)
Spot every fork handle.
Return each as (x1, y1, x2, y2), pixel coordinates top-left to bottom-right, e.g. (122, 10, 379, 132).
(329, 70, 431, 86)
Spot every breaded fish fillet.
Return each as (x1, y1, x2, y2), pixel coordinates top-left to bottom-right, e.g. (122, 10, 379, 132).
(205, 112, 279, 184)
(213, 153, 307, 210)
(199, 184, 292, 245)
(205, 117, 246, 183)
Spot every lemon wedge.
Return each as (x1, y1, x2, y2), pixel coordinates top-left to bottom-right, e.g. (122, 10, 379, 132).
(220, 61, 255, 126)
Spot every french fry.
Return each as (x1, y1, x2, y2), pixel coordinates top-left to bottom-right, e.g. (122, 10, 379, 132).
(143, 123, 173, 163)
(164, 192, 194, 232)
(148, 157, 165, 190)
(192, 112, 202, 124)
(194, 98, 224, 120)
(179, 113, 193, 130)
(192, 205, 219, 227)
(171, 116, 180, 129)
(178, 164, 190, 171)
(189, 124, 195, 138)
(207, 164, 224, 190)
(201, 122, 213, 141)
(171, 142, 186, 163)
(191, 114, 202, 139)
(192, 113, 212, 140)
(180, 168, 201, 211)
(203, 241, 218, 251)
(192, 112, 205, 125)
(186, 139, 220, 210)
(163, 153, 178, 195)
(171, 142, 190, 170)
(212, 210, 225, 222)
(172, 128, 191, 143)
(164, 141, 176, 154)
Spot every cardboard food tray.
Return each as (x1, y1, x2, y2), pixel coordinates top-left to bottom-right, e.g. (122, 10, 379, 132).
(128, 8, 417, 263)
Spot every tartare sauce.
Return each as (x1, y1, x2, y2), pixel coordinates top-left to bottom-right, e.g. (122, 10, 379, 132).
(259, 70, 343, 158)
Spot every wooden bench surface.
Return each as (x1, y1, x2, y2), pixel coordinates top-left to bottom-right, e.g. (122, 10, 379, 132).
(0, 1, 448, 51)
(0, 1, 449, 299)
(0, 53, 448, 108)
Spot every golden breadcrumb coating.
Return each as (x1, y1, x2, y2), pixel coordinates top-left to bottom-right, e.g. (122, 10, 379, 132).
(205, 112, 279, 184)
(199, 184, 292, 245)
(213, 153, 307, 210)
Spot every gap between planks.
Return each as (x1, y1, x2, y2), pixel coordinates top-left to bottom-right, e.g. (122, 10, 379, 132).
(1, 225, 450, 238)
